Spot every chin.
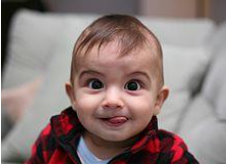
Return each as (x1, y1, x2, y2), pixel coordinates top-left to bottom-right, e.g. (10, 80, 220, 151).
(99, 132, 132, 142)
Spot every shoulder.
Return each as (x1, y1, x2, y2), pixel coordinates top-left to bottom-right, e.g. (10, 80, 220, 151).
(36, 107, 77, 148)
(155, 129, 199, 163)
(36, 123, 58, 151)
(26, 123, 58, 163)
(157, 129, 187, 151)
(27, 107, 77, 163)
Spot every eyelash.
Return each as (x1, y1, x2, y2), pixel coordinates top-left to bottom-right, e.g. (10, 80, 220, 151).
(127, 79, 142, 85)
(85, 78, 102, 86)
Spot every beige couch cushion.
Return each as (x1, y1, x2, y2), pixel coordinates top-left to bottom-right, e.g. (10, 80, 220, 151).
(179, 95, 225, 164)
(2, 10, 64, 89)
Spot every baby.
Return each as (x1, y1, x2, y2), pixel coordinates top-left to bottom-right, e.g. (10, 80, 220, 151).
(26, 15, 198, 164)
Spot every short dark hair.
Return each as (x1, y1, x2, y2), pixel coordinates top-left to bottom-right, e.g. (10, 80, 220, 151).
(70, 14, 164, 88)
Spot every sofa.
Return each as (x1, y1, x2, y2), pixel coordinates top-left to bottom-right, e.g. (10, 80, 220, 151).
(1, 9, 226, 164)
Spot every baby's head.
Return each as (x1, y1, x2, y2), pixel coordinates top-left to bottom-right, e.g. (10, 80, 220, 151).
(70, 14, 164, 89)
(66, 15, 169, 143)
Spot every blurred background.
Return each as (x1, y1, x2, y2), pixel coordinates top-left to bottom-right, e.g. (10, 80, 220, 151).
(2, 0, 226, 69)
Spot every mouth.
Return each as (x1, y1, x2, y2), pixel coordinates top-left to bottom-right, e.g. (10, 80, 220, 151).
(99, 116, 129, 127)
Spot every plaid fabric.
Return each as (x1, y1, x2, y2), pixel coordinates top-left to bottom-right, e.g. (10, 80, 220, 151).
(26, 107, 199, 164)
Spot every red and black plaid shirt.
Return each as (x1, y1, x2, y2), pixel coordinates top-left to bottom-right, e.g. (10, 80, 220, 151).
(26, 107, 198, 164)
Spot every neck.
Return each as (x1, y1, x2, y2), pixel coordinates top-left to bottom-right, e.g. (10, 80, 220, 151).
(83, 131, 137, 160)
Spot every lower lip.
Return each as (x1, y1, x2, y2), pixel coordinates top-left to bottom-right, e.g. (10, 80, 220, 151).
(100, 116, 128, 127)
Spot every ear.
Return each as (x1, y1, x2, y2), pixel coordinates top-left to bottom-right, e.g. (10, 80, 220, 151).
(154, 86, 169, 115)
(65, 82, 76, 109)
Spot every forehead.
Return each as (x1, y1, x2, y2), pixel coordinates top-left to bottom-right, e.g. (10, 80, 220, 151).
(78, 41, 155, 72)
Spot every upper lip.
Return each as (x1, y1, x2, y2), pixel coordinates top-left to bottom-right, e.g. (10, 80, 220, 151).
(95, 109, 130, 119)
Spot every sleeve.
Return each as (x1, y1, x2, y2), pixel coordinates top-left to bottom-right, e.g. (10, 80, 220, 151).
(25, 124, 54, 164)
(170, 135, 199, 164)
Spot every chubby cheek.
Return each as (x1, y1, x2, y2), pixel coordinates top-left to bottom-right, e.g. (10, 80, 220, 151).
(127, 94, 156, 123)
(73, 91, 102, 119)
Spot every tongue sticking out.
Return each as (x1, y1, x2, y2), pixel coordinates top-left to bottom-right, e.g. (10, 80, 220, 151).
(107, 116, 128, 124)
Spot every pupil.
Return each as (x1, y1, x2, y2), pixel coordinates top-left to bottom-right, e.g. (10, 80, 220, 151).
(127, 82, 138, 90)
(91, 80, 103, 89)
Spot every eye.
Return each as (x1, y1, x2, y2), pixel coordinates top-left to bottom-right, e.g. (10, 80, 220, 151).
(88, 79, 104, 90)
(125, 81, 141, 91)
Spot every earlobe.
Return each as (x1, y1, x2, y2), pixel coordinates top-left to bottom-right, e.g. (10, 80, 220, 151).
(65, 82, 76, 108)
(154, 86, 169, 115)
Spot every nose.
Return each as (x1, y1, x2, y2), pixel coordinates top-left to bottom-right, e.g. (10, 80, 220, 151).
(102, 87, 124, 110)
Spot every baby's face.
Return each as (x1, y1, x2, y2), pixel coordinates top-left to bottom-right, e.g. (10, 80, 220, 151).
(68, 42, 165, 142)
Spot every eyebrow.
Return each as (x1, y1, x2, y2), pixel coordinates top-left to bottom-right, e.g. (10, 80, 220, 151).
(79, 70, 104, 79)
(127, 71, 151, 81)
